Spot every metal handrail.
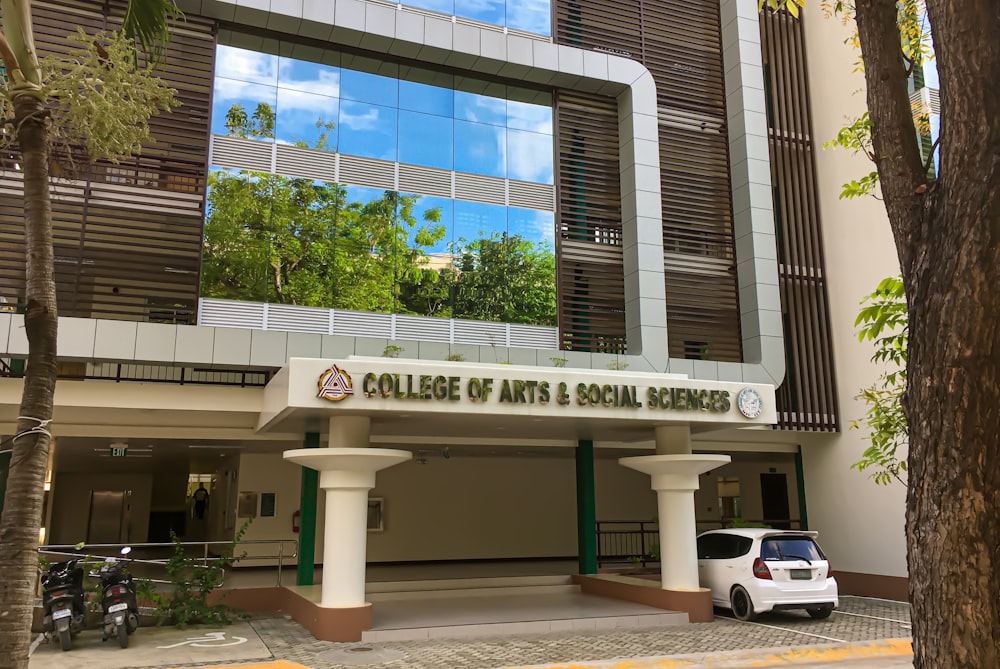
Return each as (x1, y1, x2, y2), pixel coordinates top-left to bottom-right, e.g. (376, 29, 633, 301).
(38, 539, 298, 587)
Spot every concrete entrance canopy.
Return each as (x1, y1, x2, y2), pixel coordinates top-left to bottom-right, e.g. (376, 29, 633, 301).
(257, 357, 777, 441)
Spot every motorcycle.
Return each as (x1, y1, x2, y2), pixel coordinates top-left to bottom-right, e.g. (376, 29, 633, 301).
(41, 558, 87, 651)
(96, 547, 139, 648)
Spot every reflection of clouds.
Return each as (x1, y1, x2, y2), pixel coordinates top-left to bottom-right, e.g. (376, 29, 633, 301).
(340, 106, 381, 131)
(406, 0, 454, 13)
(458, 93, 506, 125)
(506, 0, 551, 34)
(216, 46, 277, 84)
(215, 46, 341, 111)
(507, 101, 552, 134)
(507, 130, 553, 183)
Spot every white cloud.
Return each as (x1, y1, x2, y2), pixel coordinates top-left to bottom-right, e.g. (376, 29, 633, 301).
(340, 106, 381, 131)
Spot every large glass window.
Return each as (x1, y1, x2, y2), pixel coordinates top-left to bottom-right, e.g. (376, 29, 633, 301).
(205, 41, 557, 327)
(402, 0, 551, 36)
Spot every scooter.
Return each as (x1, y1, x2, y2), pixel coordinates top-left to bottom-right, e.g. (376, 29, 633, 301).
(41, 558, 87, 651)
(97, 547, 139, 648)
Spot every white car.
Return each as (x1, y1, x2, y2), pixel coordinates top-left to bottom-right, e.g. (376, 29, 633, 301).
(696, 528, 838, 621)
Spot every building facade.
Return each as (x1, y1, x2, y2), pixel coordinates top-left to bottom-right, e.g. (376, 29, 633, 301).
(0, 0, 907, 639)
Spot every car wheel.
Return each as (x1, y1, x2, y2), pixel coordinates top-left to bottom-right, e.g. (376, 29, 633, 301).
(730, 585, 757, 621)
(807, 606, 834, 620)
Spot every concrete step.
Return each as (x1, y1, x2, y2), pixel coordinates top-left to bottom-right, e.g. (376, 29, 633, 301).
(367, 583, 580, 602)
(361, 611, 689, 642)
(365, 574, 574, 595)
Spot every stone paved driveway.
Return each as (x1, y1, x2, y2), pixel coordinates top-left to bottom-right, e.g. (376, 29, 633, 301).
(130, 596, 911, 669)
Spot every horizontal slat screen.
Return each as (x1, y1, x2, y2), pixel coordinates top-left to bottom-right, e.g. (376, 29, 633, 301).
(761, 8, 839, 431)
(554, 0, 742, 361)
(554, 91, 627, 354)
(0, 0, 213, 325)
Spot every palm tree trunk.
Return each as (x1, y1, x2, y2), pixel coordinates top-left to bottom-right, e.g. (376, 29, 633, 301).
(0, 92, 59, 669)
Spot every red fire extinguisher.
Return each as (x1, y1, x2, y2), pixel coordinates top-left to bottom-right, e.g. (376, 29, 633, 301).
(292, 509, 301, 534)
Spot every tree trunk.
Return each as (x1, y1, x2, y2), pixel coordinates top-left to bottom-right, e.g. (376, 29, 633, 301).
(854, 1, 1000, 667)
(0, 92, 59, 669)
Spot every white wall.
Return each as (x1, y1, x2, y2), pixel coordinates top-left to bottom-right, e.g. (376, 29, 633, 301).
(235, 452, 303, 563)
(801, 7, 908, 578)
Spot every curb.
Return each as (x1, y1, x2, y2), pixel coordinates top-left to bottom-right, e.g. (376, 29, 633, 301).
(503, 639, 914, 668)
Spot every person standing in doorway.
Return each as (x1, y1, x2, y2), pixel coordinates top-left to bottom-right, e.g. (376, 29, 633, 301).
(192, 483, 210, 520)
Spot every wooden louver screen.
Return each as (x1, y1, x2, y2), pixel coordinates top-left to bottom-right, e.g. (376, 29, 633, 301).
(555, 0, 742, 361)
(555, 91, 627, 354)
(0, 0, 213, 325)
(760, 9, 839, 431)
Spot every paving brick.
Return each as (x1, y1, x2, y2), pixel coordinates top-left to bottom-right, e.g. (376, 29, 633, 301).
(127, 596, 911, 669)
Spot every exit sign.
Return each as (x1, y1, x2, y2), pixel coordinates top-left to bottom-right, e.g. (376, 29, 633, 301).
(109, 445, 128, 457)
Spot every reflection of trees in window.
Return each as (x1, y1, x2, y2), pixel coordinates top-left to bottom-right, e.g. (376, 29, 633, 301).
(201, 103, 558, 326)
(450, 232, 556, 326)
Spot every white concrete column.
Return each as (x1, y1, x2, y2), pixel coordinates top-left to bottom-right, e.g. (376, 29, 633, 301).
(319, 469, 376, 607)
(656, 489, 699, 590)
(620, 452, 731, 591)
(329, 416, 371, 447)
(654, 425, 692, 455)
(284, 448, 411, 608)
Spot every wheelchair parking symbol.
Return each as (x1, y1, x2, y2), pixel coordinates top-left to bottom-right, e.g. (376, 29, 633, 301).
(157, 631, 248, 649)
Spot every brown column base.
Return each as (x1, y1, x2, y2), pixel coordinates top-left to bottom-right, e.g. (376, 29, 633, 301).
(282, 588, 373, 642)
(834, 571, 909, 601)
(573, 574, 714, 623)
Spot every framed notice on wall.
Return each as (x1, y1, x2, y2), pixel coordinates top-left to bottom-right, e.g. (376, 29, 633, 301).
(259, 492, 276, 518)
(237, 491, 258, 518)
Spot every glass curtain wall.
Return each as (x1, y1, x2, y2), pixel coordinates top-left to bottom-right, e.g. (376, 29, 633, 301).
(202, 45, 556, 326)
(402, 0, 551, 35)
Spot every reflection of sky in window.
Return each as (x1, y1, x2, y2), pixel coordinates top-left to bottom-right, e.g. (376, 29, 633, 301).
(506, 0, 550, 34)
(212, 79, 277, 139)
(215, 46, 278, 84)
(399, 80, 454, 117)
(213, 43, 554, 182)
(399, 110, 453, 170)
(400, 0, 550, 36)
(339, 101, 397, 161)
(508, 208, 555, 246)
(455, 121, 505, 178)
(507, 100, 552, 133)
(276, 88, 339, 149)
(507, 129, 553, 183)
(341, 69, 398, 108)
(455, 91, 506, 126)
(454, 201, 507, 245)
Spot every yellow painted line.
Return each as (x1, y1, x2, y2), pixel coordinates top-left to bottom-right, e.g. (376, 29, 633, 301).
(506, 639, 913, 669)
(169, 661, 312, 669)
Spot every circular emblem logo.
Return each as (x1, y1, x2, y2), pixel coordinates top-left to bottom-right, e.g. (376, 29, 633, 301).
(317, 364, 354, 402)
(737, 388, 763, 419)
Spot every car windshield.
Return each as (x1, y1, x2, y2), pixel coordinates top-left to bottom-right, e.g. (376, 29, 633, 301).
(760, 536, 824, 561)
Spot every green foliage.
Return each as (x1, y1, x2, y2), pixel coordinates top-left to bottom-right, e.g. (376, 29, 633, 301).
(823, 113, 881, 199)
(606, 359, 629, 371)
(39, 30, 177, 164)
(758, 0, 805, 17)
(849, 277, 908, 486)
(120, 0, 181, 65)
(137, 520, 252, 628)
(382, 344, 404, 358)
(450, 232, 557, 326)
(445, 353, 466, 362)
(549, 357, 568, 368)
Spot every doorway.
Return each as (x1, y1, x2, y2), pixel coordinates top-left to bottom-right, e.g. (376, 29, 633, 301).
(759, 473, 790, 529)
(87, 490, 131, 543)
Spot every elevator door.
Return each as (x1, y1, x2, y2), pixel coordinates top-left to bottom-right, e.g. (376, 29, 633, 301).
(87, 491, 127, 544)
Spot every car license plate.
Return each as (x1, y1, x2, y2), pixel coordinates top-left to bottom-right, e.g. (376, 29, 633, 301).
(52, 608, 71, 620)
(790, 569, 812, 580)
(108, 602, 129, 613)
